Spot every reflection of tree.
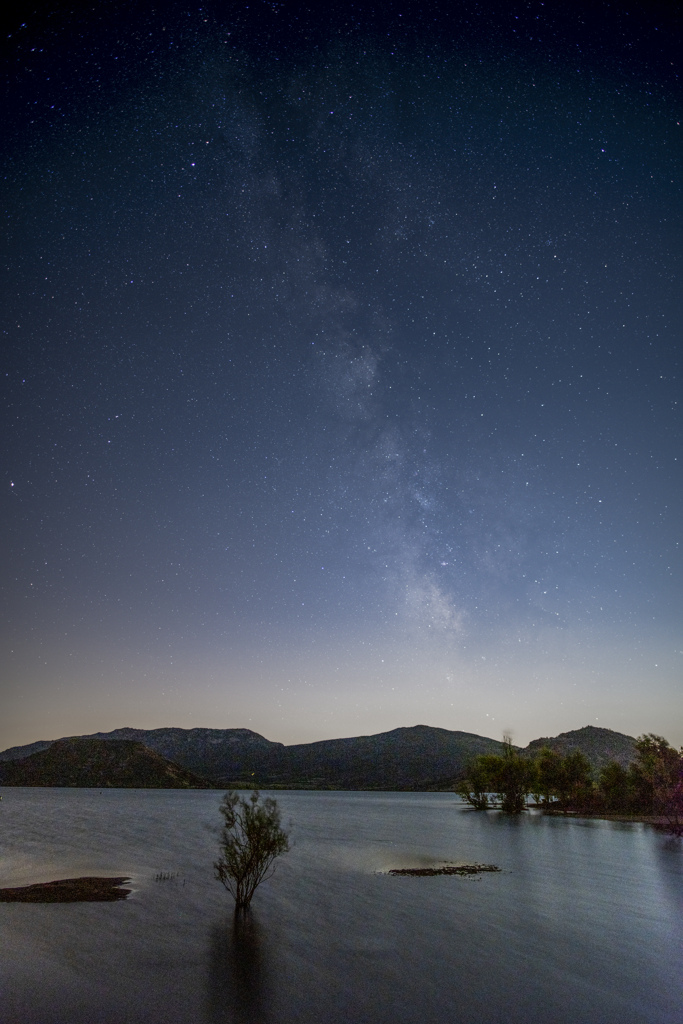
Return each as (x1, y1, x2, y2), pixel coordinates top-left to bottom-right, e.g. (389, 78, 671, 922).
(206, 912, 270, 1024)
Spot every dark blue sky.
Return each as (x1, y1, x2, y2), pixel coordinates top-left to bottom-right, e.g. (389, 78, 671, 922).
(2, 0, 681, 750)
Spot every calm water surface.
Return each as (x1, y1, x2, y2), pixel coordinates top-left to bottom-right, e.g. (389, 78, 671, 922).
(1, 788, 681, 1024)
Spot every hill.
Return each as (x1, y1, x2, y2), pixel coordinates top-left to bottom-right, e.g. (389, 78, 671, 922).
(0, 724, 639, 789)
(249, 725, 506, 789)
(0, 738, 214, 788)
(0, 739, 54, 761)
(75, 726, 283, 782)
(523, 726, 637, 771)
(0, 725, 503, 789)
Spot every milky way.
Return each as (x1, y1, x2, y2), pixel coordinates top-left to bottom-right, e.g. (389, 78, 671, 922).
(2, 1, 681, 748)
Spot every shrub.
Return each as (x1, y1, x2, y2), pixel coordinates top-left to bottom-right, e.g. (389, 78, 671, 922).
(459, 738, 537, 814)
(214, 790, 290, 910)
(456, 756, 492, 809)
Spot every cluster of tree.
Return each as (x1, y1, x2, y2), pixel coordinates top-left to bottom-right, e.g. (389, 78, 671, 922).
(457, 734, 683, 834)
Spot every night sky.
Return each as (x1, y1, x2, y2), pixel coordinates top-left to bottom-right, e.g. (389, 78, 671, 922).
(2, 1, 681, 752)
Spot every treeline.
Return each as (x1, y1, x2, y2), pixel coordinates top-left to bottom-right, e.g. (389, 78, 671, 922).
(457, 734, 683, 835)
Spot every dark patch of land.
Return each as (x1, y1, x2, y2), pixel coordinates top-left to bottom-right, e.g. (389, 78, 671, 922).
(0, 737, 214, 789)
(0, 876, 131, 902)
(388, 864, 501, 876)
(0, 724, 638, 790)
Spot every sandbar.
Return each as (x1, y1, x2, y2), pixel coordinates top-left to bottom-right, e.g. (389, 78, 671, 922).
(0, 876, 131, 902)
(388, 864, 500, 876)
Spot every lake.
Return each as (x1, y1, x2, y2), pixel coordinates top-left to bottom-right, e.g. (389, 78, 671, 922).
(1, 788, 681, 1024)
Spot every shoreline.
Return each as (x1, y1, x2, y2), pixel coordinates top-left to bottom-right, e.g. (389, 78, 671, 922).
(538, 808, 676, 826)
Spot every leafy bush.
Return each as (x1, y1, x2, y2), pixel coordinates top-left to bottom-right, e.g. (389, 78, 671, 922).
(214, 790, 290, 910)
(458, 738, 537, 814)
(458, 732, 682, 832)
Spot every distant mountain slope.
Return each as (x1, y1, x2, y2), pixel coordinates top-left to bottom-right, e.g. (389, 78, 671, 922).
(523, 726, 637, 770)
(252, 725, 506, 789)
(81, 727, 283, 782)
(0, 727, 282, 782)
(0, 738, 214, 788)
(0, 725, 503, 788)
(0, 739, 54, 761)
(0, 724, 639, 789)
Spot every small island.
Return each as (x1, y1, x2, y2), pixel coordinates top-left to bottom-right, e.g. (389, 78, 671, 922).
(0, 877, 131, 903)
(388, 864, 500, 876)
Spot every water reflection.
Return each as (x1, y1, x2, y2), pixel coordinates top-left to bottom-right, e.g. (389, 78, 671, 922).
(207, 910, 270, 1024)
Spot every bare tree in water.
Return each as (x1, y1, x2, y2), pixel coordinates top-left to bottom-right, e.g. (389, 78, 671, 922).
(214, 791, 290, 911)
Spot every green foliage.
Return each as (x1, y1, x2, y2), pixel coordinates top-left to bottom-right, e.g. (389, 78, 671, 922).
(533, 747, 595, 811)
(530, 733, 682, 831)
(533, 747, 564, 805)
(456, 757, 491, 809)
(630, 735, 677, 808)
(561, 749, 593, 805)
(214, 790, 290, 910)
(458, 737, 537, 814)
(598, 760, 631, 812)
(629, 735, 683, 830)
(458, 731, 682, 833)
(491, 738, 538, 813)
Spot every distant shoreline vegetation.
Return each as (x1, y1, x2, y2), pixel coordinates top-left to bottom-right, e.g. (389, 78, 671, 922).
(0, 725, 681, 836)
(457, 734, 683, 836)
(0, 723, 639, 791)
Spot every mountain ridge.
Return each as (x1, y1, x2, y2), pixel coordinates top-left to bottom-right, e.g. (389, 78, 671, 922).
(0, 724, 638, 790)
